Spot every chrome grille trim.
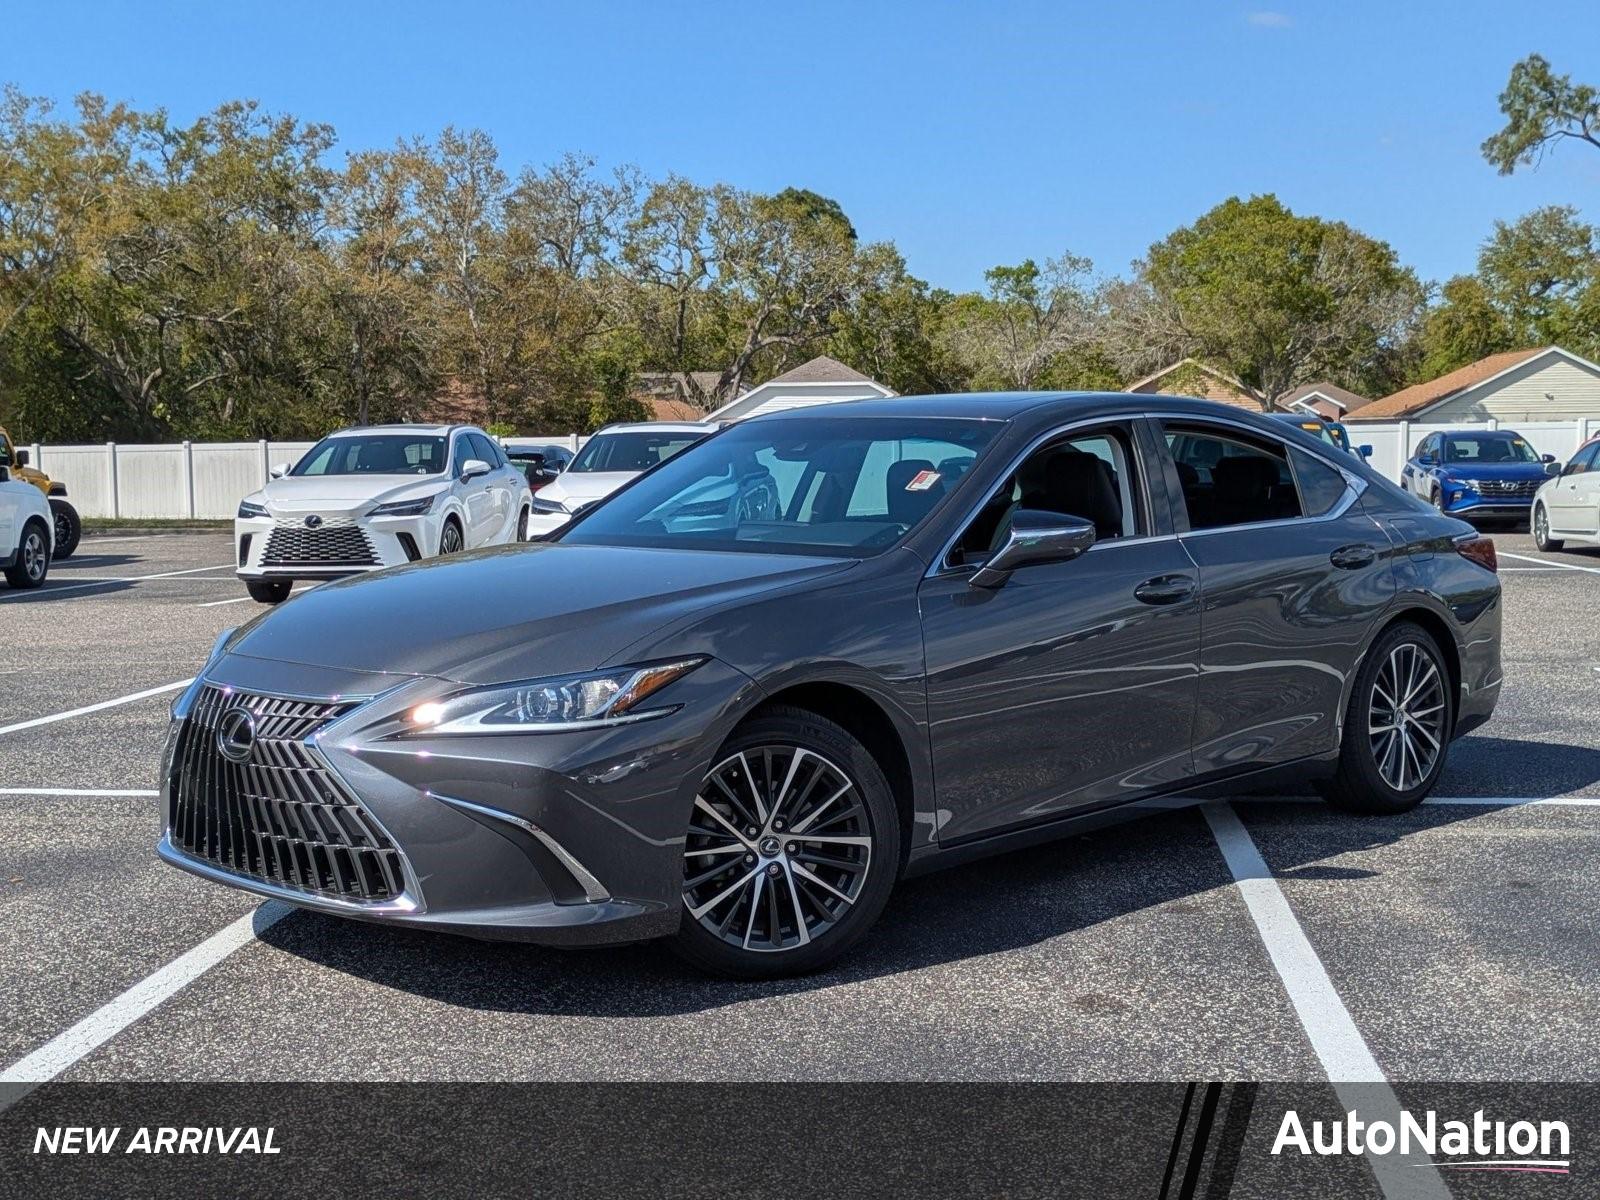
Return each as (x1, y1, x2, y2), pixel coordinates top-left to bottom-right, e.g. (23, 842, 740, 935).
(260, 522, 379, 567)
(167, 685, 411, 904)
(1475, 479, 1539, 499)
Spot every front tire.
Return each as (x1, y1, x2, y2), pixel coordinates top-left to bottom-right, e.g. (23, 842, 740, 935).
(439, 518, 464, 555)
(516, 507, 529, 541)
(670, 706, 901, 978)
(246, 579, 292, 604)
(1533, 504, 1563, 551)
(4, 519, 50, 589)
(49, 499, 81, 560)
(1322, 621, 1451, 814)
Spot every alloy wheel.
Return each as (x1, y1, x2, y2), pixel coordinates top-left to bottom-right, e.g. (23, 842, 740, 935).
(53, 510, 71, 549)
(682, 745, 872, 953)
(1535, 506, 1549, 546)
(22, 530, 46, 582)
(1368, 641, 1446, 792)
(440, 522, 463, 554)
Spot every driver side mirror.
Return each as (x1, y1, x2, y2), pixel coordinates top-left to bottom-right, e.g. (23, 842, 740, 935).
(13, 449, 28, 467)
(1416, 452, 1436, 466)
(269, 462, 291, 479)
(970, 509, 1097, 588)
(461, 458, 491, 481)
(1358, 445, 1373, 459)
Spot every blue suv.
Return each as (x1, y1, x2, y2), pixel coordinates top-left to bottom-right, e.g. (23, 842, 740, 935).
(1401, 429, 1558, 520)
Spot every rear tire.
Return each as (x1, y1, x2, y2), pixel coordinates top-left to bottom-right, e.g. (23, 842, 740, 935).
(49, 499, 81, 560)
(1322, 621, 1451, 814)
(4, 518, 50, 589)
(516, 507, 529, 541)
(246, 579, 292, 604)
(1533, 503, 1563, 552)
(670, 706, 901, 979)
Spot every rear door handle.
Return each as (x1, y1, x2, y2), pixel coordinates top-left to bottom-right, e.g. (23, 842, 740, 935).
(1133, 574, 1197, 606)
(1330, 544, 1378, 570)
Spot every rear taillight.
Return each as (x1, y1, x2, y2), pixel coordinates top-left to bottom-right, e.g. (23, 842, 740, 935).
(1456, 534, 1497, 573)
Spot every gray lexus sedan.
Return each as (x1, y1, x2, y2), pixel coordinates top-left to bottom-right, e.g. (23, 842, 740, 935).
(158, 393, 1502, 977)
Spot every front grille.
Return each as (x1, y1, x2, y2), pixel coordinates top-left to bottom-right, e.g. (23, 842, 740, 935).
(168, 685, 407, 903)
(1476, 479, 1539, 499)
(260, 521, 378, 567)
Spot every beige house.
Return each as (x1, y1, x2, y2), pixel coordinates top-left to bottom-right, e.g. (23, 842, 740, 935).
(1124, 359, 1261, 410)
(709, 356, 893, 422)
(1282, 382, 1372, 421)
(1349, 346, 1600, 423)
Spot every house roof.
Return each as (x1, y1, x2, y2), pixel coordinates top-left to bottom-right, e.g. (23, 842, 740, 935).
(646, 396, 706, 422)
(1348, 348, 1549, 421)
(1282, 381, 1372, 414)
(763, 355, 875, 386)
(1125, 358, 1246, 394)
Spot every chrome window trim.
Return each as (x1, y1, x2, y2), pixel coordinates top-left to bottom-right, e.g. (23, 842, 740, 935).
(1157, 414, 1369, 539)
(926, 410, 1160, 579)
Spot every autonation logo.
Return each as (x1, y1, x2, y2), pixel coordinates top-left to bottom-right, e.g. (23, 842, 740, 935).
(1273, 1108, 1571, 1176)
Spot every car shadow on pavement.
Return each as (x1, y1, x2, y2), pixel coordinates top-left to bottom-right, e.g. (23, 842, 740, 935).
(256, 735, 1600, 1016)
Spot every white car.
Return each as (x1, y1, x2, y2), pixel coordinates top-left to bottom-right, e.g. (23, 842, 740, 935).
(526, 421, 715, 537)
(1532, 433, 1600, 551)
(0, 466, 53, 589)
(235, 424, 532, 603)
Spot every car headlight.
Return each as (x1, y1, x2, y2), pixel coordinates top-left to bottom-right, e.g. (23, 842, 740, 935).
(237, 499, 268, 518)
(530, 496, 568, 515)
(405, 658, 705, 734)
(369, 493, 440, 517)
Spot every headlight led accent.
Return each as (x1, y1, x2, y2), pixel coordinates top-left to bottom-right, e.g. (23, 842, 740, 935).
(237, 499, 268, 518)
(407, 658, 706, 734)
(370, 493, 440, 517)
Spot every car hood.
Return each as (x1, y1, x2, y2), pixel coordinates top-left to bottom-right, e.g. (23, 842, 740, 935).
(1435, 461, 1551, 482)
(224, 542, 855, 683)
(541, 472, 635, 508)
(255, 474, 449, 514)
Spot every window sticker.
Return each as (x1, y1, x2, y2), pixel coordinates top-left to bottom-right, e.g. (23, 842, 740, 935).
(905, 470, 941, 492)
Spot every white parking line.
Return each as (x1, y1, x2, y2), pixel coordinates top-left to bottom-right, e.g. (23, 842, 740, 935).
(1204, 803, 1448, 1199)
(1499, 551, 1600, 575)
(197, 584, 312, 608)
(0, 788, 158, 797)
(0, 679, 192, 737)
(0, 903, 290, 1087)
(2, 563, 235, 600)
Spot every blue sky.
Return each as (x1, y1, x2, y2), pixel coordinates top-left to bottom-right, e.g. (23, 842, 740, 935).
(4, 0, 1596, 292)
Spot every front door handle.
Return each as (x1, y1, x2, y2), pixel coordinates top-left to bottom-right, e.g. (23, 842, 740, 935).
(1133, 574, 1197, 606)
(1330, 544, 1378, 570)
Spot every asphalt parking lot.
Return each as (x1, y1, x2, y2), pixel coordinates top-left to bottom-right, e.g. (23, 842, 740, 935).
(2, 529, 1598, 1084)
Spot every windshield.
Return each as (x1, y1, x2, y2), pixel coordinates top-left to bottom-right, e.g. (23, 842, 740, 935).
(292, 435, 448, 477)
(559, 416, 1001, 557)
(569, 430, 704, 474)
(1444, 434, 1538, 465)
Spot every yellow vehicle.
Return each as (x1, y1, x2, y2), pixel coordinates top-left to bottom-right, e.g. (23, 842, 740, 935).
(0, 427, 80, 558)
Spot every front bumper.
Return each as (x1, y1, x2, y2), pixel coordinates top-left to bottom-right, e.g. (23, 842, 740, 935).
(156, 652, 759, 945)
(235, 512, 435, 580)
(1436, 486, 1541, 518)
(525, 509, 572, 538)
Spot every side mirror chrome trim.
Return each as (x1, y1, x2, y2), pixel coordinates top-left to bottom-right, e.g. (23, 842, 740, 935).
(969, 510, 1098, 588)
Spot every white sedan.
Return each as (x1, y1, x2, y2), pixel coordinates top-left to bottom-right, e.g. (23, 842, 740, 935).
(526, 421, 715, 537)
(235, 424, 531, 603)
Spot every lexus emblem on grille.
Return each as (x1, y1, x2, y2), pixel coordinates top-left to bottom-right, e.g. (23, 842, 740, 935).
(303, 514, 323, 529)
(216, 706, 258, 764)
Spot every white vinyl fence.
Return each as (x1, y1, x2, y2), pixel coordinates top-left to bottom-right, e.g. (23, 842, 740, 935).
(24, 434, 583, 519)
(21, 418, 1600, 520)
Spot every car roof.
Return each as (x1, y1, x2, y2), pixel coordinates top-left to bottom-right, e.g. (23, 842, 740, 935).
(326, 423, 466, 438)
(753, 391, 1296, 423)
(592, 421, 717, 435)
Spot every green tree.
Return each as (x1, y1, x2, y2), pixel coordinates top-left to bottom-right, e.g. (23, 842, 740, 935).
(940, 254, 1101, 390)
(1118, 195, 1422, 407)
(1414, 275, 1515, 378)
(1483, 55, 1600, 174)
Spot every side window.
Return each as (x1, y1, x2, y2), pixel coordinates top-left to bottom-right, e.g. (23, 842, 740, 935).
(1166, 426, 1302, 530)
(1289, 447, 1350, 517)
(1566, 443, 1599, 475)
(1417, 434, 1438, 462)
(952, 426, 1142, 565)
(468, 433, 502, 467)
(451, 436, 472, 479)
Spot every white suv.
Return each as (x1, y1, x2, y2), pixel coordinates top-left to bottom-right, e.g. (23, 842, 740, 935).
(526, 421, 715, 537)
(235, 424, 532, 603)
(1, 465, 53, 589)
